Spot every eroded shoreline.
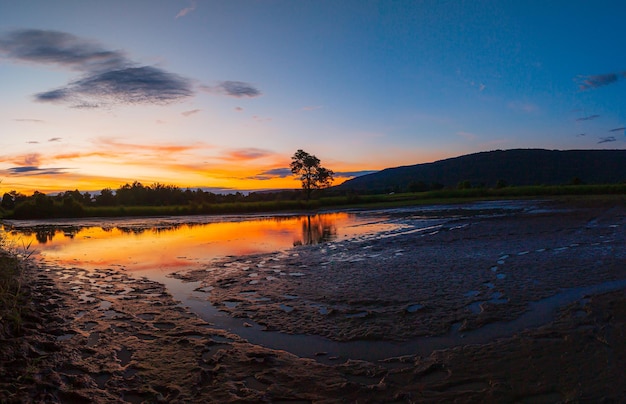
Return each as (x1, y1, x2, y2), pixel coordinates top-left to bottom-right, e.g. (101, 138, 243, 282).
(3, 199, 626, 402)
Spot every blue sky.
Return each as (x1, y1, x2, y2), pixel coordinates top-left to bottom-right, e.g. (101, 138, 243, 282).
(1, 0, 625, 193)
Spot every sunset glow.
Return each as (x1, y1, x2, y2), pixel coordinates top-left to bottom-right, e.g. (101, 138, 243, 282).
(1, 212, 401, 272)
(2, 1, 625, 195)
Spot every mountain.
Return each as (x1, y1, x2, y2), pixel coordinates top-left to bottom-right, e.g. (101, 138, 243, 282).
(335, 149, 626, 193)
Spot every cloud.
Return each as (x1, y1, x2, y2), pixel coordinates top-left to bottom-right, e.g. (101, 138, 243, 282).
(96, 138, 205, 154)
(202, 81, 261, 98)
(181, 109, 201, 117)
(35, 66, 193, 106)
(609, 127, 625, 132)
(302, 105, 323, 111)
(0, 29, 193, 107)
(0, 29, 128, 72)
(26, 141, 39, 144)
(250, 168, 293, 180)
(336, 170, 378, 178)
(598, 136, 617, 144)
(576, 114, 600, 121)
(223, 148, 274, 161)
(14, 118, 44, 123)
(175, 1, 196, 19)
(234, 106, 244, 112)
(507, 101, 538, 113)
(48, 137, 62, 142)
(576, 133, 586, 137)
(576, 72, 620, 90)
(19, 153, 41, 166)
(5, 166, 67, 176)
(252, 115, 272, 122)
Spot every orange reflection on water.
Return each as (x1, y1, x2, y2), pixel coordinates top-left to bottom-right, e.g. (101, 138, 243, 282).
(2, 212, 393, 274)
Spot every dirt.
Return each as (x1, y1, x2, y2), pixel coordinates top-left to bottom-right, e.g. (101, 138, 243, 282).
(2, 198, 626, 402)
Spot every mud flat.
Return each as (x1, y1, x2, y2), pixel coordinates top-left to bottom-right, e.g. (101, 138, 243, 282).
(3, 199, 626, 402)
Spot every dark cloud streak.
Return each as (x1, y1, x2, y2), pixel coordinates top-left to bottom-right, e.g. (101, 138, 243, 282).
(1, 29, 193, 107)
(576, 72, 621, 90)
(202, 81, 261, 98)
(249, 168, 292, 180)
(598, 136, 616, 144)
(0, 29, 128, 72)
(6, 166, 67, 176)
(575, 114, 600, 121)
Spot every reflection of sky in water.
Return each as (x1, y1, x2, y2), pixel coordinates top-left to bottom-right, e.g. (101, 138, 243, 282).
(2, 212, 400, 274)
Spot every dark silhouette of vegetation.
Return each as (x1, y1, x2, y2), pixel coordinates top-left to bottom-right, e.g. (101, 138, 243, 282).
(290, 149, 334, 200)
(2, 149, 626, 220)
(0, 181, 331, 219)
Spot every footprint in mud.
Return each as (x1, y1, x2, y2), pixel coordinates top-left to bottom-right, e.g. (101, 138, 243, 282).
(153, 322, 176, 330)
(116, 346, 133, 367)
(86, 332, 100, 347)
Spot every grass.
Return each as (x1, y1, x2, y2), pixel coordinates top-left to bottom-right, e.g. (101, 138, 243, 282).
(0, 232, 33, 337)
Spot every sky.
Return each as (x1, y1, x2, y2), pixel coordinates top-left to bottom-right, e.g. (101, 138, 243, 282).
(1, 0, 625, 195)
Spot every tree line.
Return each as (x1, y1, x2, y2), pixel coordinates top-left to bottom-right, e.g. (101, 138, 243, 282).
(0, 182, 319, 219)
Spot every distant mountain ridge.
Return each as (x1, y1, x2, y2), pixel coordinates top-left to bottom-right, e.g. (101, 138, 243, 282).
(336, 149, 626, 193)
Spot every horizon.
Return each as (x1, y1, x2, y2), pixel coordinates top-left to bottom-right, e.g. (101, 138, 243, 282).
(2, 1, 625, 195)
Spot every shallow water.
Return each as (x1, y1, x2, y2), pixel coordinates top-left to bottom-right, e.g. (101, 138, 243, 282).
(7, 201, 603, 362)
(2, 211, 408, 272)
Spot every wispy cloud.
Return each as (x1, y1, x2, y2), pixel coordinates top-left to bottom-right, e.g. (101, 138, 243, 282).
(181, 108, 201, 117)
(598, 136, 617, 144)
(222, 148, 274, 161)
(508, 101, 539, 114)
(0, 29, 193, 107)
(17, 153, 42, 166)
(14, 118, 44, 123)
(96, 138, 206, 155)
(576, 72, 624, 90)
(576, 114, 600, 121)
(234, 106, 244, 112)
(48, 137, 62, 142)
(175, 1, 197, 19)
(609, 127, 625, 132)
(336, 170, 378, 178)
(249, 168, 293, 180)
(302, 105, 323, 111)
(202, 81, 262, 98)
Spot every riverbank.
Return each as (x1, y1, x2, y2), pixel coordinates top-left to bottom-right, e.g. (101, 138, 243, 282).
(2, 198, 626, 402)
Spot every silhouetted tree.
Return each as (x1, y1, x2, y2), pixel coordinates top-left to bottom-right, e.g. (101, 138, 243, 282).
(95, 188, 116, 206)
(290, 149, 334, 200)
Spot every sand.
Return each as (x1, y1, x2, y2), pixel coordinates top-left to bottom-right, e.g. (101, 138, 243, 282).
(2, 198, 626, 402)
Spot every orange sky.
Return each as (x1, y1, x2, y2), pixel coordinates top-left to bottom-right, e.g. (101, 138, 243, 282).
(4, 2, 621, 196)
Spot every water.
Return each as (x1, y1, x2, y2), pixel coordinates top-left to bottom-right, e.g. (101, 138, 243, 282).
(5, 201, 616, 362)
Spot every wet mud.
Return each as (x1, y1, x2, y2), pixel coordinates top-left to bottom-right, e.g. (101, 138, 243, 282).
(3, 198, 626, 402)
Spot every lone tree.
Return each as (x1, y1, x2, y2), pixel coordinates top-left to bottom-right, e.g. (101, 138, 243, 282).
(290, 149, 334, 200)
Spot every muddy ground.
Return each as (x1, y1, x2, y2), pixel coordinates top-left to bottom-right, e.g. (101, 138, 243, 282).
(2, 198, 626, 402)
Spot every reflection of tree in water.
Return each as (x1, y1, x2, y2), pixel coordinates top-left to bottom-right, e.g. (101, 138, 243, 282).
(34, 228, 57, 244)
(294, 215, 337, 246)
